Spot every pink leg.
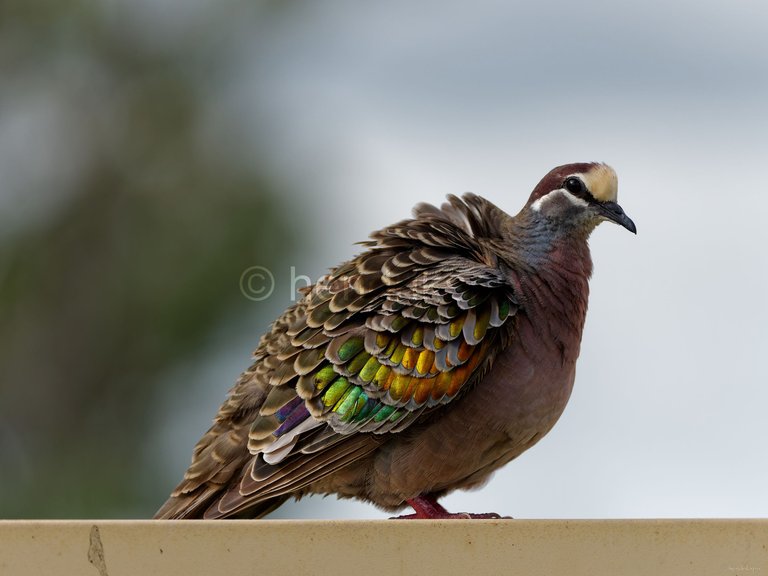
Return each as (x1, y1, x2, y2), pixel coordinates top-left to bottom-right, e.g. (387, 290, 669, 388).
(392, 494, 509, 520)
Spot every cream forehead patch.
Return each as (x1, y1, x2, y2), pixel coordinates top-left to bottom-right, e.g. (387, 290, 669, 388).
(578, 164, 618, 202)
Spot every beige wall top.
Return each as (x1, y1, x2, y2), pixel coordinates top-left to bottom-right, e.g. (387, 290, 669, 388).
(0, 519, 766, 576)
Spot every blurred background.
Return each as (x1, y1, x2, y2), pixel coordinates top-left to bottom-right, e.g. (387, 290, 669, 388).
(1, 0, 766, 519)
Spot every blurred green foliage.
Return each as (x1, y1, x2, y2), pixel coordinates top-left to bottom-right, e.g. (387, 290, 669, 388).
(0, 1, 298, 517)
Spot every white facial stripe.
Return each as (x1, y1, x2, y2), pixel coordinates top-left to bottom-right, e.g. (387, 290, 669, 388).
(530, 189, 589, 212)
(562, 189, 589, 207)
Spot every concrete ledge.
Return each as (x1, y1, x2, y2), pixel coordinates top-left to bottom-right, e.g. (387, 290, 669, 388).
(0, 519, 766, 575)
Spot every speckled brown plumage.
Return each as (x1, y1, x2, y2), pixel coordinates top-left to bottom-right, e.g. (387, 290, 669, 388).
(155, 162, 635, 519)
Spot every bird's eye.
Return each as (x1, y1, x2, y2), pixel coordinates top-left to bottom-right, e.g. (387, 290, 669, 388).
(564, 177, 586, 195)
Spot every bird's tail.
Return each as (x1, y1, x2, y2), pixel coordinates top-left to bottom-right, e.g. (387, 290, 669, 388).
(154, 487, 288, 519)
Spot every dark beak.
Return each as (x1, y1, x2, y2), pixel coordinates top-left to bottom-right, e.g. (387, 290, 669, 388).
(598, 201, 636, 234)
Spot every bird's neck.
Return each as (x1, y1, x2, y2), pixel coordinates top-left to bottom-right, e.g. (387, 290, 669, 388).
(498, 214, 594, 358)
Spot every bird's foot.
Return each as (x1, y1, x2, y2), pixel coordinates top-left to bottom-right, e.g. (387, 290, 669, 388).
(393, 511, 506, 519)
(391, 494, 511, 520)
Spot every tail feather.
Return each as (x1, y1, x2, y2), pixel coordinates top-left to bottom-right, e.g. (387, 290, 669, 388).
(154, 486, 289, 519)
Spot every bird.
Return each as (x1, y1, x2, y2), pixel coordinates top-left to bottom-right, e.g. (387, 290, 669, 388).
(155, 162, 635, 520)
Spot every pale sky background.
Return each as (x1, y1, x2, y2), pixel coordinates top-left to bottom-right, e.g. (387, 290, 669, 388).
(5, 0, 767, 518)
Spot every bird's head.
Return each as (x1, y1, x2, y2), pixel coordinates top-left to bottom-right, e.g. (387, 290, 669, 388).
(525, 162, 636, 234)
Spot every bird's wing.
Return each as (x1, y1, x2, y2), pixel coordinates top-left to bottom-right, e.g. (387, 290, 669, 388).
(162, 194, 519, 518)
(283, 254, 515, 436)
